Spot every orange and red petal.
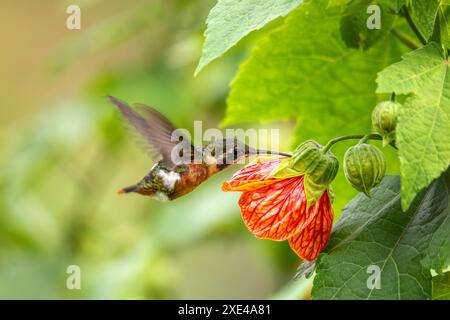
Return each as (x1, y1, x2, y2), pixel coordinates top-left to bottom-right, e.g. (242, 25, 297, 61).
(221, 157, 286, 192)
(288, 192, 334, 261)
(237, 175, 321, 241)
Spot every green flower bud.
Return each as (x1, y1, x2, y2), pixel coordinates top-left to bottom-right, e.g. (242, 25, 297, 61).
(372, 100, 400, 146)
(270, 140, 339, 207)
(290, 140, 339, 185)
(343, 143, 386, 196)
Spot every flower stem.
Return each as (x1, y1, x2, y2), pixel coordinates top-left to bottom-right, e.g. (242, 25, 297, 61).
(322, 133, 383, 153)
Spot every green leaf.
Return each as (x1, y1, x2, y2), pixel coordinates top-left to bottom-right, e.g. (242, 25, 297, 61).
(312, 174, 450, 299)
(422, 171, 450, 273)
(195, 0, 303, 75)
(433, 272, 450, 299)
(410, 0, 440, 40)
(340, 0, 395, 50)
(409, 0, 450, 44)
(376, 44, 450, 210)
(392, 0, 407, 12)
(224, 0, 406, 131)
(437, 1, 450, 48)
(329, 0, 406, 13)
(328, 0, 351, 7)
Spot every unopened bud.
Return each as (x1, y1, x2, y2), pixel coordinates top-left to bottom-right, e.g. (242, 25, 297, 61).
(343, 143, 386, 196)
(270, 140, 338, 206)
(372, 100, 400, 146)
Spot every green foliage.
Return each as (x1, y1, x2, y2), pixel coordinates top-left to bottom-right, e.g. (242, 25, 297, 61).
(377, 44, 450, 210)
(329, 0, 405, 12)
(390, 0, 407, 13)
(328, 0, 351, 7)
(312, 174, 449, 299)
(410, 0, 441, 40)
(224, 0, 406, 129)
(438, 2, 450, 47)
(195, 0, 304, 74)
(421, 173, 450, 273)
(433, 272, 450, 300)
(409, 1, 450, 46)
(340, 0, 395, 50)
(197, 0, 450, 299)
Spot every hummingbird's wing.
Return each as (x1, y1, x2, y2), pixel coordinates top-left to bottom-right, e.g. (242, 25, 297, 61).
(108, 96, 195, 169)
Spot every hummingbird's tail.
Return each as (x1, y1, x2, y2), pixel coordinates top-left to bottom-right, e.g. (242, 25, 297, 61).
(117, 184, 140, 195)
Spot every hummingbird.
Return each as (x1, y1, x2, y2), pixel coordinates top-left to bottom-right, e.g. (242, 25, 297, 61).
(108, 96, 291, 201)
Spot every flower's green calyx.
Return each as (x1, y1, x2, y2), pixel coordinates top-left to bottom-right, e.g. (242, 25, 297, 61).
(270, 140, 338, 207)
(343, 143, 386, 196)
(372, 100, 400, 146)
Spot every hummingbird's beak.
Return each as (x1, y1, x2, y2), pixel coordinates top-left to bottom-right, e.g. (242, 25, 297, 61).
(117, 184, 140, 195)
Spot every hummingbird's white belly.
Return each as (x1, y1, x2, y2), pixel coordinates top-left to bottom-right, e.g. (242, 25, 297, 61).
(155, 192, 170, 201)
(157, 169, 181, 190)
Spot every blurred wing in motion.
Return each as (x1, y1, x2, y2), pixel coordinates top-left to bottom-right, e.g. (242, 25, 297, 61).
(108, 96, 194, 168)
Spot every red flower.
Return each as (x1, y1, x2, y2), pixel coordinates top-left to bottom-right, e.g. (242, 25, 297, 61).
(222, 156, 334, 261)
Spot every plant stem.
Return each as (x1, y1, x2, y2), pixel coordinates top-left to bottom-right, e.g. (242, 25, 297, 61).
(391, 28, 420, 49)
(322, 133, 383, 153)
(390, 92, 396, 102)
(358, 134, 371, 144)
(403, 7, 427, 45)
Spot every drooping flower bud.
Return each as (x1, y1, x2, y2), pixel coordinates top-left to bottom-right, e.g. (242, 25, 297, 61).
(343, 143, 386, 196)
(372, 100, 400, 146)
(270, 140, 338, 207)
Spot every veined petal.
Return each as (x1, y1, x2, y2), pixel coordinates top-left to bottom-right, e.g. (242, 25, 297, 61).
(222, 156, 286, 192)
(238, 175, 320, 240)
(288, 192, 333, 261)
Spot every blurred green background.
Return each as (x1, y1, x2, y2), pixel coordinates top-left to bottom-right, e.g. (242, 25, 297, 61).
(0, 0, 316, 299)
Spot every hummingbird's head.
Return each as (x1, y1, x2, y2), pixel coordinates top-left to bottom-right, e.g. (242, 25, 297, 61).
(117, 178, 156, 196)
